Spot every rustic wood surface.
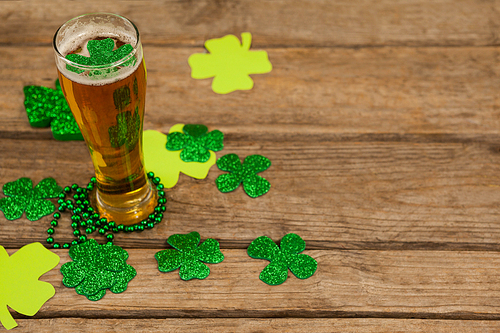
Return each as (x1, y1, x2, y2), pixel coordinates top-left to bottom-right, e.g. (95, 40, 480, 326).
(1, 0, 500, 332)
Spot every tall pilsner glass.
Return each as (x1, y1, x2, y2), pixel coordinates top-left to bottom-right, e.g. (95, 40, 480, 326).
(53, 13, 157, 225)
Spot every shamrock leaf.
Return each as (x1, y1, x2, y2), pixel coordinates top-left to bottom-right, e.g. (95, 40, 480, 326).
(0, 242, 60, 330)
(166, 124, 224, 163)
(65, 38, 135, 74)
(215, 154, 271, 198)
(247, 233, 317, 285)
(188, 32, 272, 94)
(0, 177, 62, 221)
(155, 232, 224, 280)
(108, 106, 141, 150)
(23, 79, 83, 141)
(60, 239, 136, 301)
(143, 125, 217, 188)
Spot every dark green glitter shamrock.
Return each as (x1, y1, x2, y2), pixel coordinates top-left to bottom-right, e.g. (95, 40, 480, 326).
(108, 106, 141, 150)
(215, 154, 271, 198)
(0, 177, 62, 221)
(65, 38, 134, 74)
(155, 232, 224, 280)
(60, 239, 136, 301)
(23, 79, 83, 141)
(166, 124, 224, 163)
(248, 233, 317, 285)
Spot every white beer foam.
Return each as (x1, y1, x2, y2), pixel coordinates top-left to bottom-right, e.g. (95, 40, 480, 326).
(56, 22, 140, 86)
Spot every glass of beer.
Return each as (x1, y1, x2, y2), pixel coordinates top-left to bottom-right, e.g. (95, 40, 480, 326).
(53, 13, 157, 225)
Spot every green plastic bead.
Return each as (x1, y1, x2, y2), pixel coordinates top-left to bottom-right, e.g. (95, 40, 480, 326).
(58, 193, 66, 199)
(75, 200, 83, 206)
(76, 187, 83, 193)
(79, 235, 87, 242)
(71, 222, 78, 229)
(90, 177, 97, 184)
(46, 237, 54, 244)
(50, 220, 58, 227)
(117, 224, 125, 231)
(57, 198, 65, 204)
(67, 204, 74, 210)
(74, 207, 82, 214)
(140, 220, 148, 225)
(152, 177, 160, 185)
(158, 198, 167, 204)
(125, 226, 134, 233)
(71, 240, 78, 246)
(87, 207, 94, 213)
(146, 222, 154, 229)
(98, 228, 106, 235)
(92, 213, 99, 219)
(82, 212, 90, 219)
(148, 214, 155, 221)
(106, 241, 114, 246)
(53, 212, 61, 219)
(71, 183, 79, 190)
(47, 228, 54, 235)
(80, 221, 87, 227)
(58, 205, 66, 212)
(136, 225, 145, 231)
(154, 217, 162, 224)
(159, 205, 166, 212)
(102, 225, 109, 231)
(73, 194, 80, 200)
(112, 227, 119, 233)
(106, 234, 114, 240)
(64, 186, 71, 193)
(53, 243, 61, 249)
(108, 221, 116, 228)
(85, 228, 93, 234)
(62, 243, 70, 249)
(157, 184, 164, 190)
(158, 190, 165, 197)
(147, 172, 154, 178)
(73, 230, 81, 237)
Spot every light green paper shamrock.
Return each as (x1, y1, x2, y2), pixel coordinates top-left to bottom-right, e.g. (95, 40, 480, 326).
(247, 233, 317, 285)
(166, 124, 224, 163)
(60, 239, 136, 301)
(155, 232, 224, 280)
(188, 32, 272, 94)
(0, 178, 62, 221)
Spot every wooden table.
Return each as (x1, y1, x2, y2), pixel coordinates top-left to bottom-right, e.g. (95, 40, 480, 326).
(2, 1, 500, 332)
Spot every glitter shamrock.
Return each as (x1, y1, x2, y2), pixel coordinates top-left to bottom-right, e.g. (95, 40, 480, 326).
(247, 233, 317, 286)
(215, 154, 271, 198)
(188, 32, 272, 94)
(23, 79, 83, 141)
(143, 126, 216, 189)
(0, 242, 60, 330)
(0, 177, 62, 221)
(60, 239, 136, 301)
(65, 38, 134, 74)
(166, 124, 224, 163)
(108, 106, 141, 150)
(155, 232, 224, 280)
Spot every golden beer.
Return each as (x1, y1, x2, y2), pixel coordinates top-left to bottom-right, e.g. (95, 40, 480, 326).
(53, 13, 156, 225)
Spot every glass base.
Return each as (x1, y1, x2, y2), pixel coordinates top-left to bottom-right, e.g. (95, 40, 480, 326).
(93, 179, 157, 225)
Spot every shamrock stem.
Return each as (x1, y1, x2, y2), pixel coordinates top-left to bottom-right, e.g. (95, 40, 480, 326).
(0, 304, 17, 330)
(241, 32, 252, 50)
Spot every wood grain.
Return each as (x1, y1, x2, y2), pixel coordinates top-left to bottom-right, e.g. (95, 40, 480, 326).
(1, 45, 500, 139)
(13, 318, 500, 333)
(1, 138, 500, 250)
(1, 0, 499, 47)
(7, 249, 500, 320)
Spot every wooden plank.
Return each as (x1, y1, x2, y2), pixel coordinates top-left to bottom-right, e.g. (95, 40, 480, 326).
(1, 138, 500, 250)
(1, 0, 498, 47)
(1, 45, 500, 139)
(13, 318, 500, 333)
(6, 249, 500, 320)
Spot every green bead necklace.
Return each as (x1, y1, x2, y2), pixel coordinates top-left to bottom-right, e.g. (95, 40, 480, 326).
(46, 172, 166, 249)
